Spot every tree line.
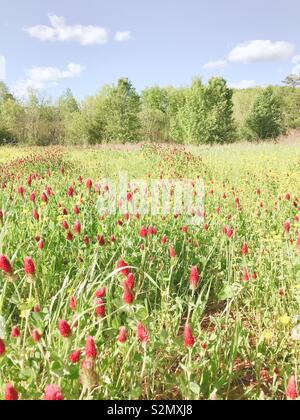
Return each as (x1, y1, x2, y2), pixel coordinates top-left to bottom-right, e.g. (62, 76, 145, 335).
(0, 75, 300, 146)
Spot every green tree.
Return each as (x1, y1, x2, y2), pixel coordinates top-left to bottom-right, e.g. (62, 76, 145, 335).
(58, 88, 79, 114)
(171, 77, 235, 145)
(23, 93, 62, 146)
(140, 87, 170, 141)
(141, 87, 169, 113)
(80, 86, 111, 144)
(0, 83, 25, 144)
(204, 77, 236, 144)
(64, 111, 87, 145)
(139, 108, 169, 142)
(0, 82, 15, 102)
(276, 86, 300, 129)
(165, 87, 187, 143)
(104, 78, 140, 143)
(232, 87, 262, 137)
(179, 78, 207, 144)
(245, 87, 284, 140)
(282, 74, 300, 89)
(58, 89, 84, 144)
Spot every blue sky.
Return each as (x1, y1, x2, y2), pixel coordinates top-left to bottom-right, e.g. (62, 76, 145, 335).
(0, 0, 299, 99)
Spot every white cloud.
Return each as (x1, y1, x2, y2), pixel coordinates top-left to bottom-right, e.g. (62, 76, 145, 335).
(0, 54, 6, 80)
(292, 55, 300, 73)
(228, 40, 294, 64)
(203, 60, 228, 69)
(229, 80, 257, 89)
(292, 55, 300, 64)
(12, 62, 85, 97)
(115, 31, 133, 42)
(25, 14, 108, 46)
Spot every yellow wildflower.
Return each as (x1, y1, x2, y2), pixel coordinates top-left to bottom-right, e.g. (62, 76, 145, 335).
(279, 315, 291, 326)
(264, 331, 274, 340)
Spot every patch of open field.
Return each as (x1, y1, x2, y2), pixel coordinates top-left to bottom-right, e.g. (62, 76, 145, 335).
(1, 141, 300, 400)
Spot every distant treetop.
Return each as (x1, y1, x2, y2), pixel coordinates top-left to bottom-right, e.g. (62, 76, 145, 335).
(282, 74, 300, 89)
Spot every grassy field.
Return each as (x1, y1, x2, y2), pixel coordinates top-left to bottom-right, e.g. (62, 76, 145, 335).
(0, 141, 300, 400)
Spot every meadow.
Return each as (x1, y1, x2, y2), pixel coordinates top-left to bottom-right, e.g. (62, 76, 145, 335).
(0, 141, 300, 400)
